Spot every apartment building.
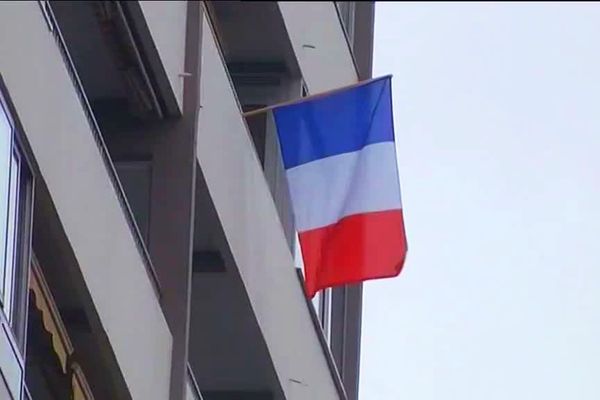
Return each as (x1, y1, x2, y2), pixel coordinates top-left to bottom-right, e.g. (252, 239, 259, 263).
(0, 1, 374, 399)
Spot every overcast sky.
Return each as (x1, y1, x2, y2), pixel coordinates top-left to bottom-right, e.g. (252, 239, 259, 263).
(360, 3, 600, 399)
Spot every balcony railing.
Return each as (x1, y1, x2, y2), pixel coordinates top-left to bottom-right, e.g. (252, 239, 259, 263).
(334, 2, 360, 78)
(185, 363, 204, 400)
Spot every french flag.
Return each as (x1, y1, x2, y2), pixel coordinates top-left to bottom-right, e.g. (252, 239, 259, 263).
(273, 76, 407, 298)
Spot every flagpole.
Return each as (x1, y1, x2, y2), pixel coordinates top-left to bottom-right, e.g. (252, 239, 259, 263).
(242, 74, 392, 118)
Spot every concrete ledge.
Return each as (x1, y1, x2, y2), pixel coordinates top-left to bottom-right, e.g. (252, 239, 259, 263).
(278, 2, 358, 93)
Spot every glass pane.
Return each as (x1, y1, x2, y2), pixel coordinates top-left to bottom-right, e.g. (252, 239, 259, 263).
(114, 161, 152, 243)
(312, 291, 321, 316)
(0, 106, 12, 302)
(4, 152, 19, 321)
(321, 288, 332, 342)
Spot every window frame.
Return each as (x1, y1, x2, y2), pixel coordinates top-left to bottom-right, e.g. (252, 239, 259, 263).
(3, 146, 22, 321)
(318, 288, 333, 343)
(0, 103, 12, 309)
(0, 84, 35, 354)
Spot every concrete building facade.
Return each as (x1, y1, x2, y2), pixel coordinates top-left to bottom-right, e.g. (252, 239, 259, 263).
(0, 2, 374, 399)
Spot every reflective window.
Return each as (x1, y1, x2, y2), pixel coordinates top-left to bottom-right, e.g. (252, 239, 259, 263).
(0, 93, 33, 350)
(0, 104, 12, 306)
(4, 150, 20, 321)
(319, 288, 332, 342)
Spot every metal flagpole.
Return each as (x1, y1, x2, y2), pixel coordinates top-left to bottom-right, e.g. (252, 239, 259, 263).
(241, 74, 392, 118)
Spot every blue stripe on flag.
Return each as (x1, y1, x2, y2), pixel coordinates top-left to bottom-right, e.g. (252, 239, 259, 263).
(273, 76, 394, 169)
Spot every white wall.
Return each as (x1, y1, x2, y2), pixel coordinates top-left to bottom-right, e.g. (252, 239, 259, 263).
(139, 0, 187, 112)
(0, 3, 172, 400)
(196, 13, 341, 400)
(278, 2, 358, 93)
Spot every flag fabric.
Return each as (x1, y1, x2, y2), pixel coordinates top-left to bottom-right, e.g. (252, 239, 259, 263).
(273, 76, 407, 298)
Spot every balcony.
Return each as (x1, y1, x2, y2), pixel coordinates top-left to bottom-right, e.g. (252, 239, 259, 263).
(188, 5, 347, 400)
(40, 0, 162, 292)
(26, 256, 95, 400)
(0, 3, 172, 399)
(202, 1, 359, 247)
(204, 1, 301, 250)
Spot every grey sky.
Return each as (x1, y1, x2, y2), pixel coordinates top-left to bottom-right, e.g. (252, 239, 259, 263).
(360, 3, 600, 399)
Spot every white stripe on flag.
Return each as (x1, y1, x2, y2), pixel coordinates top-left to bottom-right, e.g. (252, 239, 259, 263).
(286, 141, 402, 232)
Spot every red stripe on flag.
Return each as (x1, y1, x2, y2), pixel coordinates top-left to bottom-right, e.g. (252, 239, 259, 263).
(299, 209, 407, 298)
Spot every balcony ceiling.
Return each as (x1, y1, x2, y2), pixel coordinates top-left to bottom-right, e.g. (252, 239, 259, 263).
(52, 2, 124, 99)
(209, 1, 300, 77)
(51, 1, 161, 123)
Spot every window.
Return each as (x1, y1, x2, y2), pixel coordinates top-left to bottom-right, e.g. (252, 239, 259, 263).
(311, 290, 332, 342)
(319, 288, 333, 342)
(4, 147, 21, 319)
(0, 90, 34, 350)
(0, 103, 12, 306)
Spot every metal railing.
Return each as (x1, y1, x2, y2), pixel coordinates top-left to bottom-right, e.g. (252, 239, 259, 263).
(186, 363, 204, 400)
(23, 385, 32, 400)
(36, 1, 161, 297)
(334, 2, 360, 77)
